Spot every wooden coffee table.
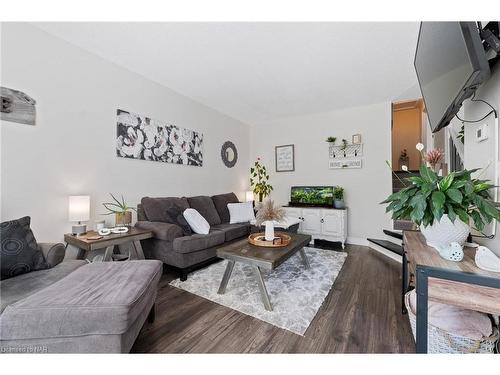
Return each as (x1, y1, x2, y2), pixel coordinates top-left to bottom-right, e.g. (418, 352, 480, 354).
(216, 233, 312, 311)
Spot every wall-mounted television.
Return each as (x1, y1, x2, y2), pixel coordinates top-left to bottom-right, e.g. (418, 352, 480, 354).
(414, 22, 491, 133)
(290, 186, 334, 207)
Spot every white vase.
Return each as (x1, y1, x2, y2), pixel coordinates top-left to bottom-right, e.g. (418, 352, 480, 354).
(265, 221, 275, 241)
(420, 214, 470, 249)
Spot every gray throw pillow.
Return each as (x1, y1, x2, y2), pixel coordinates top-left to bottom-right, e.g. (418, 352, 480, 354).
(212, 192, 239, 223)
(1, 216, 48, 280)
(187, 196, 222, 225)
(165, 207, 192, 236)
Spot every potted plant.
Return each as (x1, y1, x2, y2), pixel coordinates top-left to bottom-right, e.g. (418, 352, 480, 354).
(333, 186, 345, 209)
(340, 139, 348, 150)
(102, 193, 137, 227)
(250, 158, 273, 203)
(398, 149, 409, 170)
(458, 125, 465, 144)
(382, 164, 500, 249)
(326, 136, 337, 144)
(256, 199, 286, 241)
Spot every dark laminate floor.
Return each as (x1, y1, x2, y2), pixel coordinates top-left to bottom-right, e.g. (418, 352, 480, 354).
(131, 244, 416, 353)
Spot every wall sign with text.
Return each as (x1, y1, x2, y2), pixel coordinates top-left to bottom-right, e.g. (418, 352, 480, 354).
(275, 144, 295, 172)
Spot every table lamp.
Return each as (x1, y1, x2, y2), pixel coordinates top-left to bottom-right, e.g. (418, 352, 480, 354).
(245, 191, 255, 202)
(69, 195, 90, 235)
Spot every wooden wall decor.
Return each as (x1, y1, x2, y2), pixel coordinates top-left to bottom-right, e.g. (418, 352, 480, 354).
(328, 141, 363, 169)
(0, 87, 36, 125)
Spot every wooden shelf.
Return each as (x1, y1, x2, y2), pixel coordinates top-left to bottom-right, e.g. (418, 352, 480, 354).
(404, 231, 500, 315)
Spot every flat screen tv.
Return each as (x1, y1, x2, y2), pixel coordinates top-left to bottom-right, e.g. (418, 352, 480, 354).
(414, 22, 490, 133)
(290, 186, 334, 207)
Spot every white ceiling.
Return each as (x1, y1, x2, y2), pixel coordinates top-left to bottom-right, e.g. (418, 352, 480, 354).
(34, 22, 420, 124)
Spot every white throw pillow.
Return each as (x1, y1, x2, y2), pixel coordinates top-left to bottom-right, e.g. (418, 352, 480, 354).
(183, 208, 210, 234)
(228, 202, 256, 224)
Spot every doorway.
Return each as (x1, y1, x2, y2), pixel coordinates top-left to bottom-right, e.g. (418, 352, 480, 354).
(390, 98, 456, 230)
(391, 99, 426, 230)
(391, 99, 424, 172)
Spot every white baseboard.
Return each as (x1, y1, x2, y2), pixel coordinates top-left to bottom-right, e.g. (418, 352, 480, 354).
(313, 236, 403, 264)
(346, 237, 369, 246)
(368, 242, 402, 264)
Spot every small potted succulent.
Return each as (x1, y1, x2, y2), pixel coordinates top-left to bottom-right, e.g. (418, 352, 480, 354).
(333, 186, 345, 209)
(382, 143, 500, 250)
(326, 136, 337, 144)
(102, 193, 136, 227)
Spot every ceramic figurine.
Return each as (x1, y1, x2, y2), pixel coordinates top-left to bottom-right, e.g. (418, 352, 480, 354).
(435, 242, 464, 262)
(475, 246, 500, 273)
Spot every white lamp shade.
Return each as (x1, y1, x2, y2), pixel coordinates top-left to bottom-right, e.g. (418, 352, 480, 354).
(245, 191, 255, 202)
(69, 195, 90, 222)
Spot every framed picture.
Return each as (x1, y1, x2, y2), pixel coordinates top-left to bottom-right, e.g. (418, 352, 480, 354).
(275, 144, 295, 172)
(352, 134, 362, 144)
(116, 109, 203, 167)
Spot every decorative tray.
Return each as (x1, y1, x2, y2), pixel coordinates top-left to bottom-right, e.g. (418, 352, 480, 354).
(248, 232, 291, 248)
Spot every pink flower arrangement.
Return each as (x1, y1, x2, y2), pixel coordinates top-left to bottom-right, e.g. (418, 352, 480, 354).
(424, 148, 444, 167)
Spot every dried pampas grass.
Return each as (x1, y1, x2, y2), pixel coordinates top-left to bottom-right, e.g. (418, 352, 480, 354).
(256, 199, 286, 226)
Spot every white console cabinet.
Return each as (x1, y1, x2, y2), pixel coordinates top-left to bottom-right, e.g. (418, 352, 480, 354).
(282, 206, 347, 248)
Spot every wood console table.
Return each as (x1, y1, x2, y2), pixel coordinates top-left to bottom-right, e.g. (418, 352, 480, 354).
(403, 231, 500, 353)
(64, 228, 153, 261)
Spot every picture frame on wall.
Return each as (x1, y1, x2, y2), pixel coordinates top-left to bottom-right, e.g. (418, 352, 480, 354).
(275, 144, 295, 172)
(352, 134, 362, 144)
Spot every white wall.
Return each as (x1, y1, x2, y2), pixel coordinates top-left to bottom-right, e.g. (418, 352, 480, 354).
(0, 23, 250, 253)
(464, 63, 500, 256)
(249, 102, 393, 244)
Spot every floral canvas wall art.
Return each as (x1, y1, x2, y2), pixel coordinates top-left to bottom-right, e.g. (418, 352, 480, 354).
(116, 109, 203, 166)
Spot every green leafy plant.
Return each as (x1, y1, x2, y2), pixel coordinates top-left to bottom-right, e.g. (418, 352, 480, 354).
(291, 187, 333, 206)
(326, 136, 337, 143)
(340, 139, 348, 150)
(333, 186, 344, 200)
(250, 158, 273, 202)
(102, 193, 137, 215)
(382, 165, 500, 231)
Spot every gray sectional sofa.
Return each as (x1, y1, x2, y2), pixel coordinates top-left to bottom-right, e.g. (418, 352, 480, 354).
(0, 242, 162, 353)
(136, 192, 251, 280)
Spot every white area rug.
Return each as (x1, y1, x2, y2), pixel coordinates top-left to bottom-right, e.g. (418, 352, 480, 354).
(170, 247, 347, 335)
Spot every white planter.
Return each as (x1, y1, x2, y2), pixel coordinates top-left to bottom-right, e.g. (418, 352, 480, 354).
(420, 214, 470, 249)
(265, 221, 275, 241)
